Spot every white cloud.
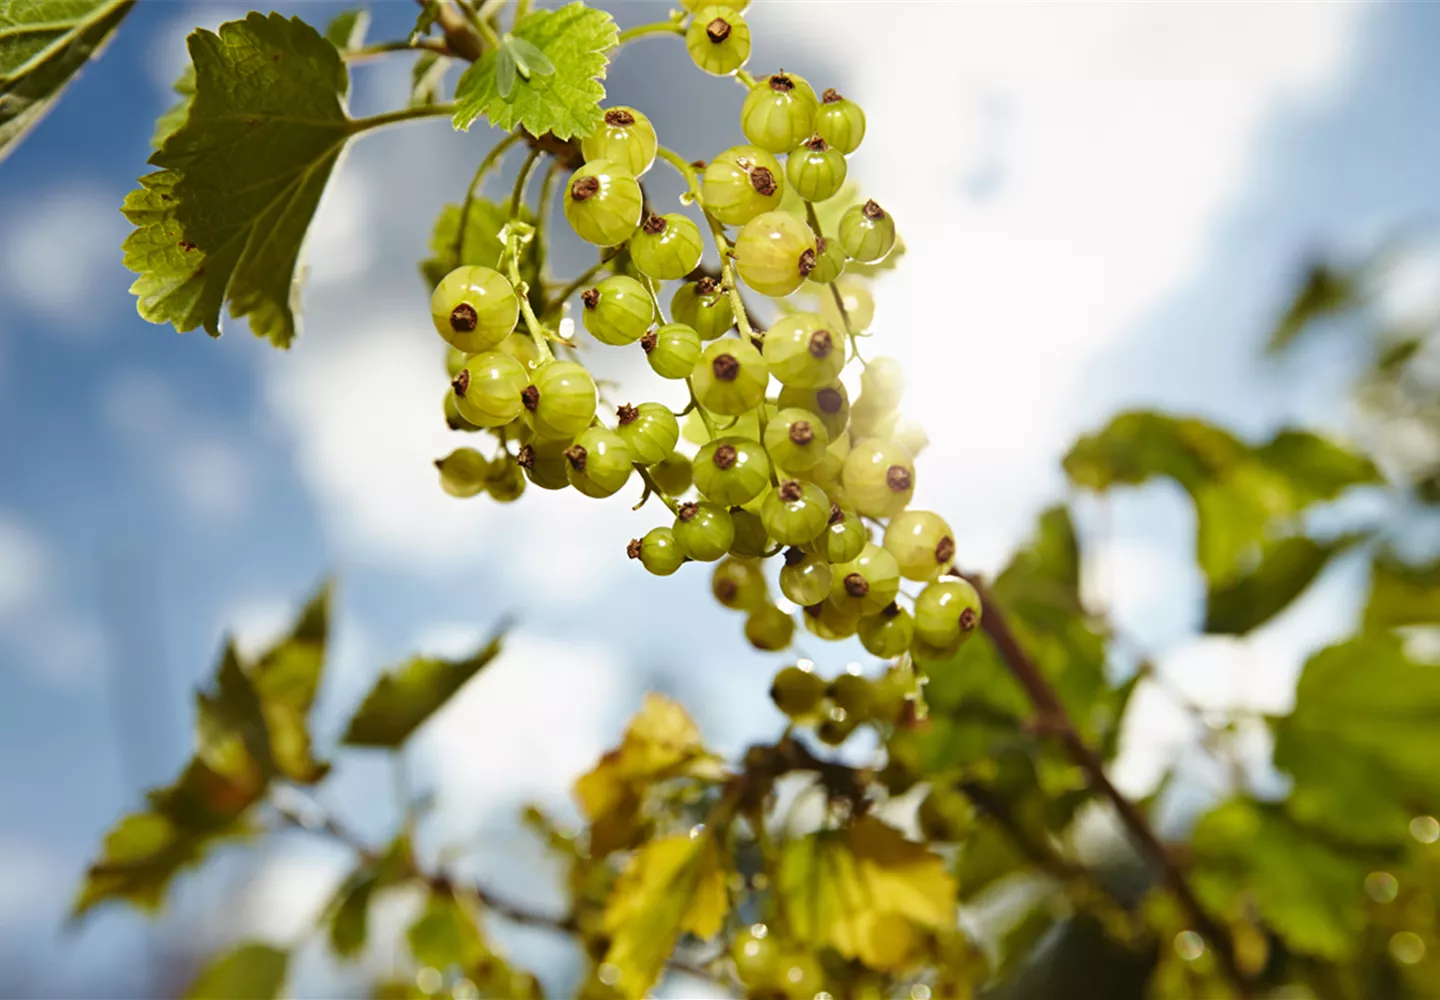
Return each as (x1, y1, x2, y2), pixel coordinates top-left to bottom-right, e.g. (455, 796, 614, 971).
(305, 157, 376, 287)
(0, 841, 65, 928)
(0, 515, 47, 621)
(147, 3, 248, 93)
(167, 436, 253, 522)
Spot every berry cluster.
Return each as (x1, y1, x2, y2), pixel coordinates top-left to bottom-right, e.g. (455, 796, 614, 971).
(429, 0, 981, 698)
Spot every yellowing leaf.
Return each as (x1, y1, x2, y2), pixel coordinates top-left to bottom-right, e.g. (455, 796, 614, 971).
(601, 833, 729, 995)
(249, 584, 331, 783)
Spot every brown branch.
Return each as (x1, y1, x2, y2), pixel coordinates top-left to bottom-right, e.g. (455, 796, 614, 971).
(956, 571, 1250, 996)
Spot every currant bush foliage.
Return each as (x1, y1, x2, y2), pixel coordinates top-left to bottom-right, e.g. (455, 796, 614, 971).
(17, 0, 1431, 996)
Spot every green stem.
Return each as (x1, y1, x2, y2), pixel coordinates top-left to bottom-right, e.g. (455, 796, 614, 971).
(635, 464, 681, 515)
(507, 232, 553, 365)
(453, 131, 523, 266)
(534, 158, 563, 277)
(804, 201, 867, 368)
(345, 37, 450, 61)
(687, 380, 719, 440)
(656, 145, 703, 203)
(509, 145, 546, 220)
(544, 249, 621, 318)
(618, 21, 684, 45)
(350, 101, 459, 133)
(736, 68, 756, 88)
(705, 215, 756, 342)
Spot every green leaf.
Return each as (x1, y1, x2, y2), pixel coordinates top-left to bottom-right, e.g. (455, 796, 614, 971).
(1252, 429, 1381, 504)
(123, 13, 356, 348)
(420, 199, 541, 299)
(1204, 533, 1364, 635)
(184, 941, 288, 1000)
(1267, 260, 1360, 353)
(407, 889, 488, 969)
(342, 624, 507, 748)
(249, 584, 331, 783)
(410, 51, 449, 108)
(150, 64, 194, 149)
(195, 641, 275, 785)
(452, 2, 616, 139)
(1273, 633, 1440, 845)
(328, 833, 413, 959)
(410, 0, 441, 45)
(324, 8, 370, 52)
(507, 36, 555, 80)
(0, 0, 134, 162)
(1365, 551, 1440, 629)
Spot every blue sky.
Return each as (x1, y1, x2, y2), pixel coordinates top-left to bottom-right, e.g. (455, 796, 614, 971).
(1, 1, 1438, 995)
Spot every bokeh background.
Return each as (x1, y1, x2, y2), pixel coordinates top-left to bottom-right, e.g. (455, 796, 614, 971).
(2, 0, 1438, 995)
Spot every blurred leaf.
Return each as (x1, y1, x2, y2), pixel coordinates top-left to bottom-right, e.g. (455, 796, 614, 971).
(956, 818, 1032, 902)
(342, 624, 507, 748)
(1274, 633, 1440, 845)
(184, 941, 288, 1000)
(1267, 260, 1361, 353)
(1365, 552, 1440, 629)
(324, 8, 370, 51)
(151, 64, 195, 149)
(420, 199, 540, 292)
(195, 641, 273, 784)
(410, 51, 449, 107)
(410, 1, 440, 44)
(249, 584, 331, 783)
(1191, 799, 1373, 960)
(328, 833, 413, 959)
(601, 832, 729, 995)
(0, 0, 134, 162)
(1252, 429, 1381, 504)
(1205, 533, 1364, 635)
(407, 889, 487, 970)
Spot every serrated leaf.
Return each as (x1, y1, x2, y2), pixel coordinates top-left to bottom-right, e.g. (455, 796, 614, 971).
(1273, 633, 1440, 845)
(452, 2, 616, 139)
(324, 8, 369, 52)
(421, 199, 541, 293)
(342, 624, 507, 748)
(123, 13, 356, 348)
(249, 584, 331, 783)
(1365, 551, 1440, 629)
(1204, 533, 1364, 635)
(410, 51, 449, 108)
(0, 0, 134, 162)
(600, 833, 729, 995)
(328, 832, 413, 959)
(184, 941, 288, 1000)
(150, 64, 194, 149)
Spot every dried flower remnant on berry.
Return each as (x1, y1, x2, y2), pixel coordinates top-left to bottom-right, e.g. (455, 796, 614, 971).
(809, 331, 833, 357)
(450, 303, 478, 332)
(713, 353, 741, 381)
(565, 445, 588, 471)
(706, 17, 731, 43)
(713, 444, 738, 470)
(571, 175, 600, 201)
(626, 538, 642, 559)
(606, 108, 635, 127)
(582, 288, 601, 308)
(887, 466, 912, 491)
(451, 371, 470, 396)
(642, 213, 667, 235)
(789, 420, 814, 445)
(616, 403, 639, 425)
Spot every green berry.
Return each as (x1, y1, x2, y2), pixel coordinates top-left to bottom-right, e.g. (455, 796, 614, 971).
(830, 542, 900, 616)
(769, 665, 826, 717)
(564, 427, 632, 498)
(445, 345, 468, 378)
(917, 786, 977, 843)
(764, 407, 831, 471)
(847, 394, 899, 442)
(431, 265, 519, 353)
(858, 603, 915, 659)
(815, 712, 860, 747)
(894, 419, 930, 460)
(712, 556, 768, 611)
(451, 351, 528, 428)
(859, 355, 905, 410)
(642, 322, 703, 379)
(630, 212, 704, 281)
(884, 510, 956, 582)
(580, 106, 657, 178)
(910, 632, 963, 664)
(838, 199, 897, 263)
(732, 924, 780, 985)
(564, 160, 643, 246)
(777, 380, 849, 439)
(802, 598, 861, 640)
(815, 88, 866, 154)
(435, 448, 490, 498)
(702, 146, 783, 226)
(682, 0, 747, 10)
(516, 441, 570, 490)
(729, 506, 770, 558)
(691, 337, 769, 415)
(805, 236, 846, 285)
(648, 451, 693, 496)
(614, 402, 679, 466)
(686, 5, 750, 77)
(670, 277, 735, 341)
(842, 437, 915, 518)
(741, 71, 818, 154)
(443, 392, 480, 432)
(763, 312, 845, 388)
(913, 578, 983, 648)
(828, 672, 874, 720)
(673, 502, 735, 562)
(745, 604, 796, 651)
(779, 548, 832, 606)
(735, 211, 818, 298)
(581, 274, 655, 346)
(483, 456, 526, 503)
(694, 436, 771, 505)
(523, 361, 597, 441)
(498, 331, 545, 372)
(761, 479, 829, 546)
(629, 527, 686, 577)
(809, 502, 867, 563)
(786, 135, 847, 203)
(818, 277, 875, 332)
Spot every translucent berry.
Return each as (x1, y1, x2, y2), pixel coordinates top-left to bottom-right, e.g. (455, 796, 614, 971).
(777, 380, 850, 439)
(735, 211, 818, 298)
(694, 436, 771, 505)
(648, 451, 693, 496)
(815, 712, 860, 746)
(858, 603, 915, 659)
(859, 355, 905, 411)
(614, 402, 679, 466)
(884, 510, 956, 582)
(682, 0, 748, 10)
(741, 71, 818, 154)
(702, 146, 784, 226)
(580, 106, 657, 178)
(498, 331, 544, 372)
(686, 5, 750, 77)
(763, 312, 845, 388)
(805, 236, 846, 285)
(691, 337, 769, 415)
(444, 393, 480, 432)
(763, 407, 830, 472)
(451, 351, 528, 428)
(761, 479, 829, 546)
(435, 448, 490, 498)
(893, 419, 930, 459)
(564, 427, 632, 499)
(818, 277, 875, 332)
(729, 506, 770, 558)
(829, 542, 901, 616)
(712, 556, 768, 611)
(913, 578, 983, 648)
(815, 89, 866, 154)
(431, 265, 519, 353)
(917, 786, 977, 843)
(731, 923, 781, 984)
(779, 548, 832, 606)
(523, 361, 597, 441)
(564, 160, 643, 246)
(802, 597, 861, 640)
(630, 212, 704, 281)
(803, 434, 850, 495)
(838, 199, 897, 264)
(517, 441, 570, 490)
(629, 527, 685, 576)
(642, 323, 703, 380)
(582, 274, 655, 346)
(445, 345, 468, 379)
(673, 502, 735, 562)
(670, 277, 736, 341)
(786, 135, 847, 203)
(828, 673, 874, 720)
(842, 437, 915, 518)
(809, 502, 867, 564)
(483, 457, 526, 503)
(745, 604, 795, 652)
(847, 394, 899, 442)
(770, 665, 826, 718)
